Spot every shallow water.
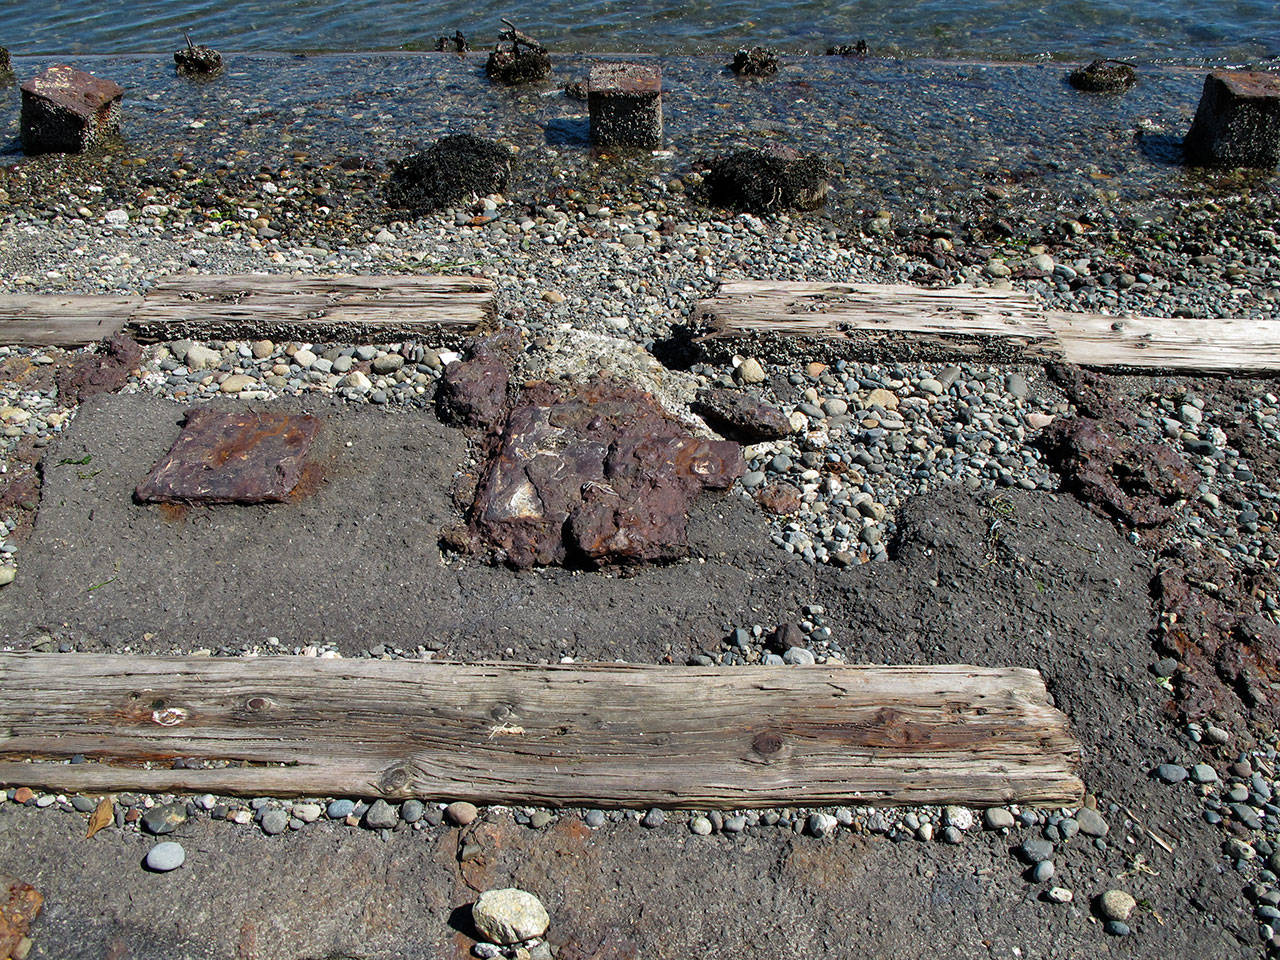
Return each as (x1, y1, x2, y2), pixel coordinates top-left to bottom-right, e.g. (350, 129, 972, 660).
(10, 0, 1280, 64)
(2, 50, 1260, 229)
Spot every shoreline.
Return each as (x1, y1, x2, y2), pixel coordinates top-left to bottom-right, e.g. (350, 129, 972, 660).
(0, 48, 1279, 960)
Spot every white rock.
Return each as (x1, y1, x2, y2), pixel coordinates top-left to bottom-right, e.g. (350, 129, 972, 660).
(343, 371, 373, 392)
(145, 841, 185, 872)
(472, 888, 549, 945)
(1099, 889, 1136, 922)
(942, 806, 974, 830)
(184, 344, 221, 371)
(104, 209, 129, 226)
(291, 802, 323, 823)
(734, 357, 767, 385)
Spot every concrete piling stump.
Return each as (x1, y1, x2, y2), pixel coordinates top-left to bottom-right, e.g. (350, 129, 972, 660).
(20, 64, 123, 154)
(1184, 70, 1280, 168)
(588, 63, 663, 149)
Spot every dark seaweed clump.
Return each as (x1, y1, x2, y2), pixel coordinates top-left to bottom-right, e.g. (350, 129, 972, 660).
(385, 134, 514, 214)
(703, 149, 830, 213)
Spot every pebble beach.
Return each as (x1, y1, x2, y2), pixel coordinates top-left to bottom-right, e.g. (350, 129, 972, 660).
(2, 46, 1280, 960)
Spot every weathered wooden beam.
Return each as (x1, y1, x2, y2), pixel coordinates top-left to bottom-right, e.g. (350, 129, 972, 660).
(693, 281, 1062, 365)
(0, 654, 1083, 808)
(0, 295, 138, 347)
(1048, 311, 1280, 373)
(694, 280, 1280, 374)
(127, 273, 496, 343)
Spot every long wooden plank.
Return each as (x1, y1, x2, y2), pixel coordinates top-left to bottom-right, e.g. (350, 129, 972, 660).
(0, 654, 1083, 808)
(0, 295, 139, 347)
(694, 281, 1062, 364)
(695, 280, 1280, 374)
(127, 273, 495, 342)
(1048, 311, 1280, 373)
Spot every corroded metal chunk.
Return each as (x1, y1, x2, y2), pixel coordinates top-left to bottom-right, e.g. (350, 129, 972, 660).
(0, 876, 43, 960)
(136, 409, 321, 504)
(464, 378, 743, 568)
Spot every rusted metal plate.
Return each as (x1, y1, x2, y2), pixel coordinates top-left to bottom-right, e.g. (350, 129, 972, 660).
(443, 335, 743, 567)
(0, 876, 43, 959)
(135, 409, 321, 505)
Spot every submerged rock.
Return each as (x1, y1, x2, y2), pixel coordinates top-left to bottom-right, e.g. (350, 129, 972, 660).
(174, 35, 224, 77)
(485, 20, 551, 84)
(385, 134, 513, 214)
(1067, 59, 1136, 93)
(731, 47, 779, 77)
(703, 148, 830, 213)
(0, 47, 14, 83)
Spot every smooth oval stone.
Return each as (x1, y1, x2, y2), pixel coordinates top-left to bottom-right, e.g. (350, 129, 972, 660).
(145, 841, 185, 872)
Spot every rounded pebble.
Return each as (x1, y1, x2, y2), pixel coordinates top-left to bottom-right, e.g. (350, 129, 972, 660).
(145, 841, 185, 872)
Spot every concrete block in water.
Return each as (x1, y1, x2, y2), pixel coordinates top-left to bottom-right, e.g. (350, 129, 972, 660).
(1185, 71, 1280, 168)
(21, 64, 123, 154)
(589, 63, 662, 149)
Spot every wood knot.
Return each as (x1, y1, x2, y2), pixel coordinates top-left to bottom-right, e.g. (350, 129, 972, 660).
(380, 766, 410, 792)
(151, 707, 189, 727)
(245, 696, 271, 712)
(752, 731, 783, 755)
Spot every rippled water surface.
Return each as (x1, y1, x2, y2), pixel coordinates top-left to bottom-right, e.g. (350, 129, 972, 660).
(9, 0, 1280, 63)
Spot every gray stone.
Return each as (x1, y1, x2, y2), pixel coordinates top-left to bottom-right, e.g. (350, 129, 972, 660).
(1153, 763, 1188, 783)
(141, 803, 187, 836)
(808, 812, 838, 837)
(983, 808, 1015, 830)
(782, 647, 816, 665)
(71, 795, 97, 813)
(584, 809, 606, 828)
(260, 808, 289, 835)
(145, 840, 185, 872)
(1099, 889, 1136, 922)
(472, 888, 550, 945)
(529, 811, 552, 829)
(1030, 860, 1055, 882)
(1020, 838, 1053, 863)
(327, 798, 355, 819)
(1191, 763, 1219, 784)
(723, 815, 748, 833)
(1074, 807, 1109, 837)
(642, 808, 665, 828)
(689, 816, 713, 836)
(372, 353, 405, 374)
(360, 800, 400, 830)
(401, 799, 425, 823)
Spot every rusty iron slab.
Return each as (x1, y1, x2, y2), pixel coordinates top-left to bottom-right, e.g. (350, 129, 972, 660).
(0, 876, 43, 959)
(135, 409, 321, 505)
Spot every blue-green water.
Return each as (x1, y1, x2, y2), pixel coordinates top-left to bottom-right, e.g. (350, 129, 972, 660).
(8, 0, 1280, 63)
